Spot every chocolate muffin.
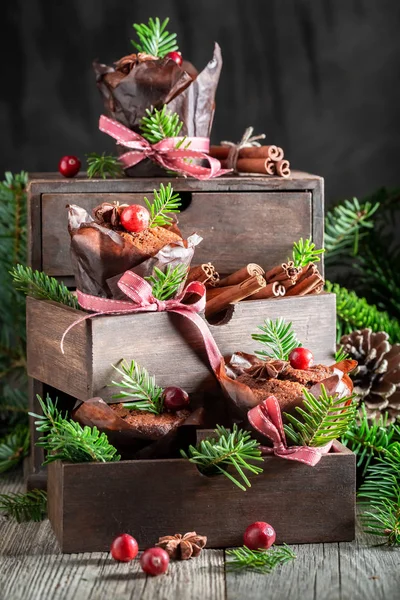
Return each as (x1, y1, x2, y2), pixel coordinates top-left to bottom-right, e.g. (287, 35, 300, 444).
(111, 403, 191, 439)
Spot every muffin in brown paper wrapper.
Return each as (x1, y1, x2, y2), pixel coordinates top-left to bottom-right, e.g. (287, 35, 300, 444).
(72, 397, 205, 460)
(93, 44, 223, 176)
(215, 353, 357, 420)
(68, 203, 201, 297)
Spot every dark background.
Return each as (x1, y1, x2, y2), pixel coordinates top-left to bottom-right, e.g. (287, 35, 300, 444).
(1, 0, 400, 206)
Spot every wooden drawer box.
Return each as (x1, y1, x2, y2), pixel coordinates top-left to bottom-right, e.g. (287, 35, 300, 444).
(47, 441, 355, 553)
(27, 293, 336, 401)
(27, 172, 324, 284)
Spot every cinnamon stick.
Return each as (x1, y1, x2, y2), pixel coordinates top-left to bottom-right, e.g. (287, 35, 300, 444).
(216, 264, 265, 287)
(275, 159, 291, 178)
(264, 262, 301, 283)
(221, 158, 275, 175)
(285, 265, 324, 296)
(209, 145, 284, 161)
(187, 263, 217, 285)
(248, 281, 286, 300)
(205, 275, 266, 319)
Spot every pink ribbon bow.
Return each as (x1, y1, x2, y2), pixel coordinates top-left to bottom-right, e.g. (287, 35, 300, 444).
(247, 396, 333, 466)
(99, 115, 231, 180)
(61, 270, 223, 372)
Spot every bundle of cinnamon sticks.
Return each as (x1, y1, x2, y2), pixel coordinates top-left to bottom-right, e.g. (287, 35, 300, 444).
(187, 259, 324, 320)
(209, 145, 291, 177)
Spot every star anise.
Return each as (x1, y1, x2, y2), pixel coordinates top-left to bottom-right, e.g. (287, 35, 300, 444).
(246, 359, 288, 380)
(93, 201, 128, 227)
(156, 531, 207, 560)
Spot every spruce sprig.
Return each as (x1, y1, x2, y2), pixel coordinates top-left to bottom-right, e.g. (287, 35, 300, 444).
(334, 346, 350, 362)
(86, 153, 124, 179)
(0, 490, 47, 523)
(342, 405, 400, 476)
(30, 395, 120, 464)
(0, 425, 30, 474)
(251, 318, 302, 361)
(140, 106, 184, 144)
(292, 238, 324, 268)
(145, 183, 181, 228)
(11, 265, 80, 310)
(181, 424, 263, 491)
(226, 544, 296, 573)
(131, 17, 179, 57)
(111, 360, 164, 414)
(325, 196, 380, 262)
(284, 385, 357, 447)
(145, 264, 188, 301)
(326, 281, 400, 343)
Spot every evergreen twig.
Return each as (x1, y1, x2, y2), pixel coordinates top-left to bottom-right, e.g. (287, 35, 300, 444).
(0, 425, 30, 474)
(140, 106, 184, 144)
(11, 265, 80, 310)
(181, 424, 263, 491)
(226, 544, 296, 573)
(292, 238, 324, 268)
(251, 318, 301, 361)
(334, 346, 349, 363)
(0, 490, 47, 523)
(144, 183, 181, 228)
(30, 395, 120, 464)
(86, 153, 124, 180)
(131, 17, 179, 57)
(284, 385, 357, 447)
(110, 360, 164, 414)
(145, 264, 188, 301)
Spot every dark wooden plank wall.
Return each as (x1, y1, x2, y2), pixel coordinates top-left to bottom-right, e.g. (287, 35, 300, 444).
(2, 1, 400, 205)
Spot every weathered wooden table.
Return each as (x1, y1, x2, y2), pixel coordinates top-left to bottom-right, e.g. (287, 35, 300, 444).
(0, 472, 398, 600)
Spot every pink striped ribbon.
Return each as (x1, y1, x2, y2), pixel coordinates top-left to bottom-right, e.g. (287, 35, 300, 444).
(247, 396, 332, 466)
(99, 115, 231, 180)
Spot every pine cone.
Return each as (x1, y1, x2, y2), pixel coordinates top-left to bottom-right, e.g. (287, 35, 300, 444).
(340, 329, 400, 423)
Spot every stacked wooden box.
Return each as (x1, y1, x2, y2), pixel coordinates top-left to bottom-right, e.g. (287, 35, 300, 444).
(25, 172, 355, 551)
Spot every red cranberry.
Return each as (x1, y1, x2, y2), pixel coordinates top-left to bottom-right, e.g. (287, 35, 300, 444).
(140, 547, 169, 576)
(244, 522, 276, 550)
(110, 533, 139, 562)
(289, 347, 314, 370)
(58, 155, 81, 178)
(166, 51, 183, 66)
(120, 204, 150, 233)
(162, 386, 190, 411)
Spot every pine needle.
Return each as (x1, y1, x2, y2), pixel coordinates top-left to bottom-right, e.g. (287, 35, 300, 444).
(226, 544, 296, 573)
(181, 424, 263, 491)
(334, 346, 350, 363)
(292, 238, 324, 268)
(0, 425, 30, 474)
(140, 106, 184, 144)
(131, 17, 179, 57)
(251, 318, 301, 361)
(0, 490, 47, 523)
(144, 183, 181, 228)
(110, 360, 164, 414)
(284, 384, 357, 447)
(30, 395, 120, 464)
(145, 264, 188, 301)
(11, 265, 80, 310)
(86, 153, 124, 179)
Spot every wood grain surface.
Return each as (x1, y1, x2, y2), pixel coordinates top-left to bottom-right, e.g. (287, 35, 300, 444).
(0, 471, 398, 600)
(27, 293, 336, 401)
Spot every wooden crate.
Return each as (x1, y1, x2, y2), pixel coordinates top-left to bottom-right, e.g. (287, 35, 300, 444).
(47, 440, 355, 553)
(27, 294, 336, 401)
(27, 172, 324, 286)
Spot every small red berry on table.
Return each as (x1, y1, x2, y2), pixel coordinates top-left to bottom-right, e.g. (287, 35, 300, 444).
(58, 155, 81, 178)
(162, 386, 190, 411)
(243, 521, 276, 550)
(110, 533, 139, 562)
(289, 347, 314, 370)
(120, 205, 150, 233)
(140, 547, 170, 576)
(166, 51, 183, 66)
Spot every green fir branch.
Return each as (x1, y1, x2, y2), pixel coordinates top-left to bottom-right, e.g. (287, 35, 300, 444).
(30, 395, 120, 464)
(131, 17, 179, 57)
(140, 106, 184, 144)
(325, 197, 380, 263)
(226, 544, 296, 573)
(292, 238, 324, 268)
(334, 346, 350, 363)
(110, 360, 164, 414)
(0, 490, 47, 523)
(0, 425, 30, 474)
(0, 385, 28, 425)
(11, 265, 80, 310)
(342, 406, 400, 476)
(181, 424, 263, 491)
(86, 153, 124, 180)
(251, 318, 301, 361)
(326, 281, 400, 343)
(144, 183, 181, 228)
(145, 264, 188, 301)
(284, 385, 357, 447)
